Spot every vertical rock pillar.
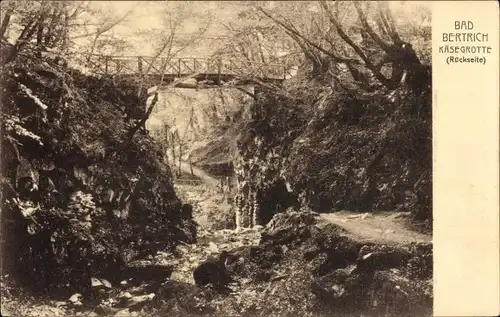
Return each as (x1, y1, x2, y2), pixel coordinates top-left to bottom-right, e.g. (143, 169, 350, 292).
(251, 189, 260, 227)
(241, 182, 252, 228)
(235, 194, 243, 230)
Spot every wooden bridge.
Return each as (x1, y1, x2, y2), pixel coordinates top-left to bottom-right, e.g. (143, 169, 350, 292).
(88, 55, 289, 88)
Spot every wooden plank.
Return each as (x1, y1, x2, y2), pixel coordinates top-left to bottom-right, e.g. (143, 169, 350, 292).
(111, 59, 122, 74)
(193, 58, 198, 72)
(102, 57, 110, 75)
(138, 57, 143, 75)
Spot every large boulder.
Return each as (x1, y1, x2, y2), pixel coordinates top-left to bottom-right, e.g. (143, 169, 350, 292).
(148, 280, 218, 316)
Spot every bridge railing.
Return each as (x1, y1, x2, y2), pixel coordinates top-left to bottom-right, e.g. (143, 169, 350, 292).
(88, 55, 288, 80)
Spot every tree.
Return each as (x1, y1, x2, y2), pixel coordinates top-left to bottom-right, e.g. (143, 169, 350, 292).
(255, 0, 430, 94)
(123, 2, 213, 141)
(81, 4, 137, 62)
(133, 2, 213, 97)
(212, 3, 303, 79)
(0, 1, 17, 38)
(0, 1, 136, 65)
(1, 1, 76, 62)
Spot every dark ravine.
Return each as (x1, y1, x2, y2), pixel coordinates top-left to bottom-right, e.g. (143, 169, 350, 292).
(0, 58, 432, 314)
(1, 2, 435, 317)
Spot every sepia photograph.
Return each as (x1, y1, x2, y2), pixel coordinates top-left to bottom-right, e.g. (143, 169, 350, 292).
(1, 1, 433, 316)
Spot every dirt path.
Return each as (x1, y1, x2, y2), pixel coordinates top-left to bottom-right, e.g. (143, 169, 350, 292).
(320, 211, 432, 246)
(177, 161, 220, 188)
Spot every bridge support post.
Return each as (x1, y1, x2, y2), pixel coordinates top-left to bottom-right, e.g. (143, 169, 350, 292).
(138, 57, 143, 75)
(216, 58, 222, 85)
(105, 56, 109, 74)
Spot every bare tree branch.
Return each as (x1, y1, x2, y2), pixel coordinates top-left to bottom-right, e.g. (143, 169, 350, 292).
(352, 2, 393, 53)
(377, 1, 401, 42)
(257, 6, 359, 66)
(318, 1, 394, 88)
(135, 10, 212, 98)
(85, 6, 137, 61)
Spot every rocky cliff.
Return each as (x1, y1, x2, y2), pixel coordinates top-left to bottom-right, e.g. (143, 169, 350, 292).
(233, 74, 432, 229)
(0, 52, 196, 294)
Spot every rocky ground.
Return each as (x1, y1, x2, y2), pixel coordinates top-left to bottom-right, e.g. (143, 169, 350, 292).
(1, 175, 432, 317)
(148, 177, 433, 317)
(1, 218, 260, 317)
(142, 210, 433, 317)
(0, 177, 249, 317)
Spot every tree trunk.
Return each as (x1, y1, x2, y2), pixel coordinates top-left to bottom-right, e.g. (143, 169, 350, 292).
(189, 155, 194, 176)
(127, 93, 158, 139)
(86, 35, 99, 63)
(0, 1, 15, 38)
(171, 132, 176, 167)
(6, 20, 38, 63)
(178, 142, 183, 176)
(36, 17, 44, 47)
(164, 150, 169, 165)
